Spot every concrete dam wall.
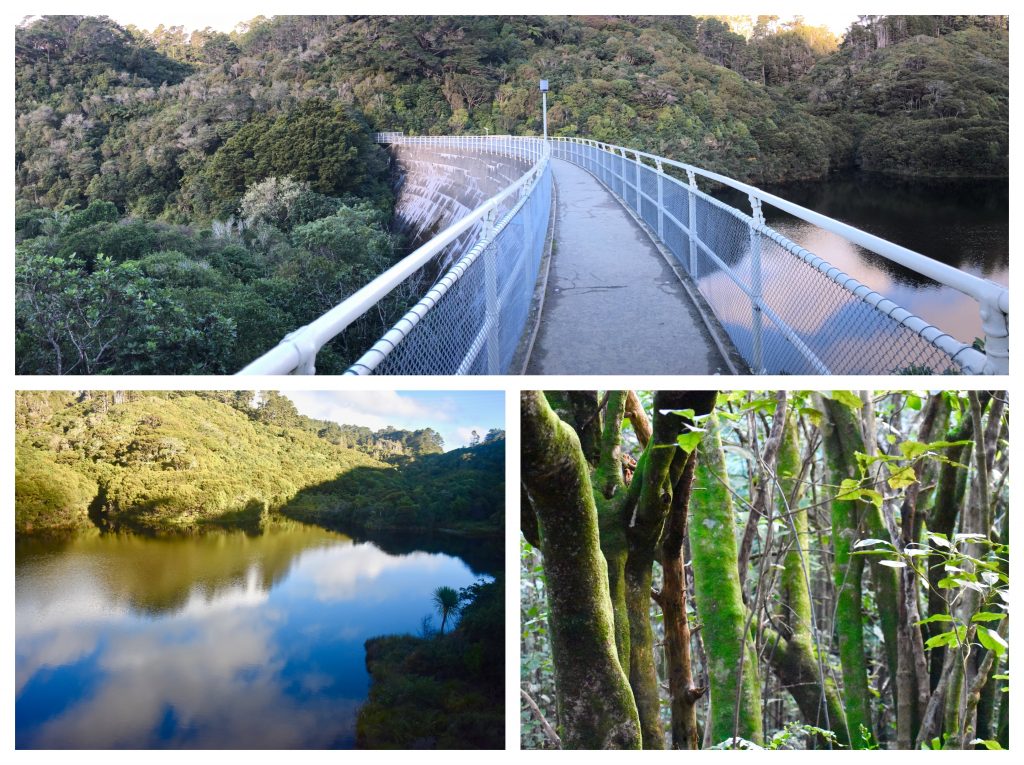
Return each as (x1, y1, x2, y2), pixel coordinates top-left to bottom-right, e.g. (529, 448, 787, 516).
(388, 145, 533, 263)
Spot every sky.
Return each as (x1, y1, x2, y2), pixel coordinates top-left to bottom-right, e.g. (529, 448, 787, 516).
(281, 390, 504, 451)
(27, 1, 1007, 40)
(49, 3, 868, 38)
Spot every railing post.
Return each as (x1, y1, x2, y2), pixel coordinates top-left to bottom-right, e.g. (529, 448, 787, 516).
(980, 298, 1010, 374)
(748, 194, 765, 373)
(634, 151, 642, 213)
(482, 208, 501, 374)
(686, 169, 698, 276)
(282, 328, 318, 375)
(655, 158, 664, 240)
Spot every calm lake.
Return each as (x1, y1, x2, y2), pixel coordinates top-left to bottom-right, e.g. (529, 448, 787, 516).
(15, 522, 489, 749)
(722, 172, 1008, 345)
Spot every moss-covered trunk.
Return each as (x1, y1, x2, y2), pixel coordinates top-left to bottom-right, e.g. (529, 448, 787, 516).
(762, 626, 849, 747)
(625, 551, 664, 749)
(819, 397, 874, 747)
(521, 391, 642, 749)
(620, 391, 715, 749)
(771, 413, 850, 747)
(690, 413, 763, 746)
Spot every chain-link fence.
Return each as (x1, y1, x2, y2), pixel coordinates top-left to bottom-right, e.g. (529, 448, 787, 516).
(237, 136, 552, 375)
(347, 148, 552, 375)
(240, 134, 1006, 376)
(551, 138, 1007, 375)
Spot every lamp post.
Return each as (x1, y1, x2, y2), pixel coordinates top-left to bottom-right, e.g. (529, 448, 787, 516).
(539, 79, 549, 141)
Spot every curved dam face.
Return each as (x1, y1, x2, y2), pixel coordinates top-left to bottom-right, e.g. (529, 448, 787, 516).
(388, 145, 533, 257)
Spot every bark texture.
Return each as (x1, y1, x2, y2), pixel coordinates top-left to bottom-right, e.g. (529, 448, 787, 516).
(819, 396, 874, 747)
(690, 413, 764, 746)
(521, 391, 642, 749)
(656, 452, 703, 749)
(771, 413, 850, 747)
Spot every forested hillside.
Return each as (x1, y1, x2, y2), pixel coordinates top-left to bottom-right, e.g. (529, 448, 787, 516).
(15, 15, 1008, 374)
(14, 391, 504, 537)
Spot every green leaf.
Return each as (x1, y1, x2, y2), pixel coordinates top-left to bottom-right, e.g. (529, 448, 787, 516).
(925, 439, 972, 451)
(970, 739, 1004, 751)
(888, 464, 918, 490)
(926, 532, 950, 549)
(954, 533, 989, 544)
(854, 538, 892, 549)
(878, 559, 907, 568)
(905, 394, 922, 411)
(899, 440, 931, 460)
(972, 612, 1006, 623)
(837, 481, 883, 509)
(976, 626, 1007, 657)
(798, 406, 822, 428)
(924, 626, 967, 650)
(915, 614, 954, 626)
(860, 489, 883, 509)
(676, 431, 703, 454)
(826, 390, 864, 411)
(837, 478, 861, 498)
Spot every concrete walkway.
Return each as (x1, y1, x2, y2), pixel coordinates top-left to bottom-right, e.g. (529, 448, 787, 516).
(526, 159, 730, 374)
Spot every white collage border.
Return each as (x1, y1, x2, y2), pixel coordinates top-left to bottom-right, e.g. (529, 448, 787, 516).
(4, 0, 1020, 759)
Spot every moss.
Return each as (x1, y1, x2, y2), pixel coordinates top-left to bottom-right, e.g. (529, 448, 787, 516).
(690, 414, 764, 745)
(521, 391, 642, 749)
(820, 397, 875, 747)
(773, 414, 850, 746)
(778, 415, 812, 636)
(597, 494, 630, 675)
(625, 553, 665, 749)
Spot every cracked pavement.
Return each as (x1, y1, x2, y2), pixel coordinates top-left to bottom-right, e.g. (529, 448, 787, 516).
(526, 159, 729, 374)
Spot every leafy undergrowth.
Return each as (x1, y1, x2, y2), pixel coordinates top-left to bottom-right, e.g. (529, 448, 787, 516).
(357, 579, 505, 749)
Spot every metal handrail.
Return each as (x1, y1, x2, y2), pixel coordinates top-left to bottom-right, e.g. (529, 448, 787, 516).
(345, 162, 546, 375)
(551, 136, 1009, 374)
(238, 135, 550, 375)
(239, 132, 1008, 375)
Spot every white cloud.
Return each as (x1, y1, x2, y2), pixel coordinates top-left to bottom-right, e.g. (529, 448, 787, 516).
(285, 391, 453, 428)
(300, 542, 447, 602)
(455, 424, 488, 447)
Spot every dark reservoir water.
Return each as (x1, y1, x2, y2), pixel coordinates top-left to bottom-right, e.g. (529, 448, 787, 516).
(15, 523, 488, 749)
(726, 172, 1008, 345)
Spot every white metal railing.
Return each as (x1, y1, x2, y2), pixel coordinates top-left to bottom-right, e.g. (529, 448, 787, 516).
(550, 136, 1008, 375)
(238, 135, 550, 375)
(239, 133, 1008, 375)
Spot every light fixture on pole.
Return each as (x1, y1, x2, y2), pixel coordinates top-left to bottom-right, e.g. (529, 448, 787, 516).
(539, 79, 549, 141)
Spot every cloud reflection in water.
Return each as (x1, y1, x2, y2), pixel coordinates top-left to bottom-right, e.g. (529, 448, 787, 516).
(16, 527, 481, 749)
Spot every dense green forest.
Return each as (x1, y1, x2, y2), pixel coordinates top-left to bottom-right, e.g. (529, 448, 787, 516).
(521, 390, 1008, 750)
(14, 14, 1008, 375)
(358, 578, 505, 748)
(14, 390, 504, 537)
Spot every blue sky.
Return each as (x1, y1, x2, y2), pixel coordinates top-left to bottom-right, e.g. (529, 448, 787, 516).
(283, 391, 504, 451)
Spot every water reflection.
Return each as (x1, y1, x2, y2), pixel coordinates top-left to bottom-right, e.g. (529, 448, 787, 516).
(709, 173, 1008, 346)
(16, 523, 484, 749)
